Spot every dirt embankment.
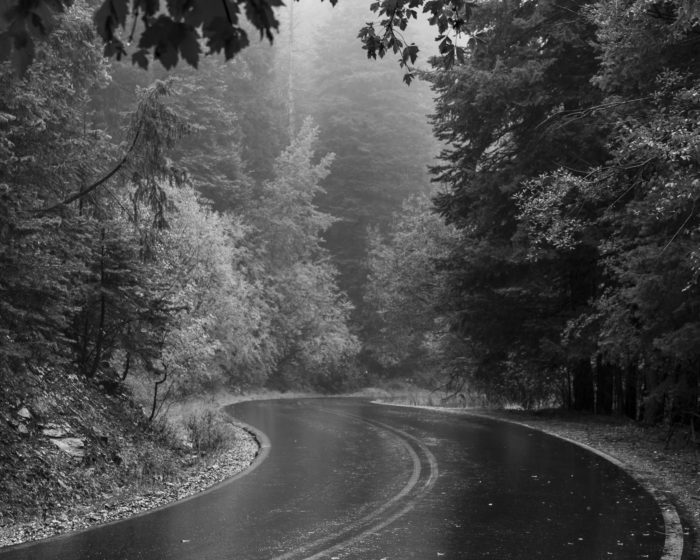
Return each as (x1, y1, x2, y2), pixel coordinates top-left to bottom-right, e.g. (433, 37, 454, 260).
(0, 368, 258, 548)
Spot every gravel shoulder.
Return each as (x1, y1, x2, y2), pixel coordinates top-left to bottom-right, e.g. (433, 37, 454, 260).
(0, 424, 258, 548)
(0, 389, 313, 550)
(7, 389, 694, 559)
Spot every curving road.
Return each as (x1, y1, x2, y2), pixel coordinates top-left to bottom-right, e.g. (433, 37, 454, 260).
(0, 398, 668, 560)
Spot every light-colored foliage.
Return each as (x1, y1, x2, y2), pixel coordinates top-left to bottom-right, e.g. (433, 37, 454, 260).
(364, 193, 459, 374)
(1, 4, 360, 417)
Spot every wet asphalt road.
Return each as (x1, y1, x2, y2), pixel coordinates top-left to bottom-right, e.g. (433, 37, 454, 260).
(0, 398, 666, 560)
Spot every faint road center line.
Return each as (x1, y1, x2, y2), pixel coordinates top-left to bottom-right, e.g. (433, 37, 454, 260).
(269, 407, 438, 560)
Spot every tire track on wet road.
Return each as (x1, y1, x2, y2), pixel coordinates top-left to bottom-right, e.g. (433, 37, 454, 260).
(271, 408, 439, 560)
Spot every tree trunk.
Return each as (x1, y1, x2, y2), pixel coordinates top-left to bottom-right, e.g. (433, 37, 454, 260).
(88, 228, 107, 379)
(78, 311, 91, 376)
(572, 358, 594, 411)
(287, 1, 295, 138)
(642, 367, 665, 424)
(693, 363, 700, 417)
(149, 367, 168, 422)
(614, 361, 624, 414)
(595, 354, 614, 414)
(622, 360, 639, 419)
(121, 352, 131, 381)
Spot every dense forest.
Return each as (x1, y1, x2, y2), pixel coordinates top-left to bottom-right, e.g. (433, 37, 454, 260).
(364, 0, 700, 424)
(2, 0, 700, 428)
(0, 0, 439, 419)
(0, 3, 350, 413)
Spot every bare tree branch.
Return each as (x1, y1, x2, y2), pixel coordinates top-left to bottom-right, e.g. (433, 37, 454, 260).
(36, 122, 143, 214)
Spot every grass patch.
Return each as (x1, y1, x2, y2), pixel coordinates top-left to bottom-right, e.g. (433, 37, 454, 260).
(356, 382, 500, 409)
(184, 410, 234, 456)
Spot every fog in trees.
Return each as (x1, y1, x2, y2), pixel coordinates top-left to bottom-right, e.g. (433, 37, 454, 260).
(3, 0, 700, 428)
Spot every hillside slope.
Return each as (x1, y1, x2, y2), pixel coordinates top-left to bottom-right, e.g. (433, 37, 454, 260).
(0, 365, 256, 546)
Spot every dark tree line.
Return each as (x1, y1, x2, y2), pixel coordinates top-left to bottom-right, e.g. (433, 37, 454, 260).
(365, 0, 700, 423)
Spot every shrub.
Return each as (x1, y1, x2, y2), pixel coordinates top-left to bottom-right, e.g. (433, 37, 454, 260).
(184, 410, 233, 456)
(138, 445, 177, 481)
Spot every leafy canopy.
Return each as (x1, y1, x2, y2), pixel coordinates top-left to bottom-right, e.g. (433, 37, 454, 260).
(2, 0, 473, 80)
(1, 0, 338, 73)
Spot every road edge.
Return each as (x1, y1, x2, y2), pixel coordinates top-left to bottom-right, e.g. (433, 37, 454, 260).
(376, 402, 685, 560)
(0, 417, 269, 554)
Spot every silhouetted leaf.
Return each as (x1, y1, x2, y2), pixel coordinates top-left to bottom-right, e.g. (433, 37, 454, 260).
(132, 48, 149, 68)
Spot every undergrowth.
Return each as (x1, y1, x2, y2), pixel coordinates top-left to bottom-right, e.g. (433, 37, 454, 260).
(184, 410, 235, 456)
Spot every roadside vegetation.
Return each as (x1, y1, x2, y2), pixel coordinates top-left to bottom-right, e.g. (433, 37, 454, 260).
(363, 0, 700, 425)
(0, 366, 257, 547)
